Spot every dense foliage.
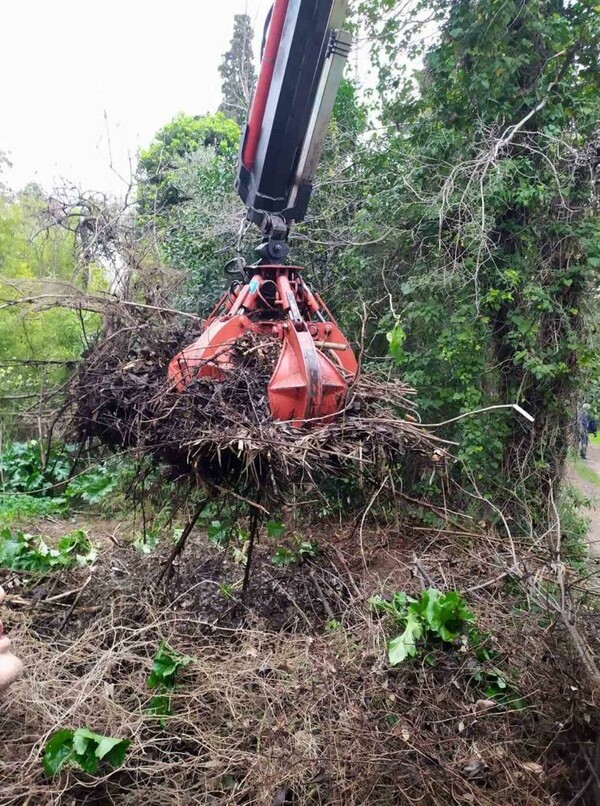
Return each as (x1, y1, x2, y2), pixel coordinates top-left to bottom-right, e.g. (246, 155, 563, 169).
(136, 112, 239, 218)
(0, 184, 102, 430)
(347, 0, 600, 518)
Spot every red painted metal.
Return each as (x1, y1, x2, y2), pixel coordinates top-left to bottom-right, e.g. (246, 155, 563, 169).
(242, 0, 289, 171)
(168, 314, 254, 389)
(268, 325, 348, 425)
(167, 267, 358, 426)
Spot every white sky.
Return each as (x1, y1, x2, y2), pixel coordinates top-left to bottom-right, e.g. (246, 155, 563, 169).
(1, 0, 274, 196)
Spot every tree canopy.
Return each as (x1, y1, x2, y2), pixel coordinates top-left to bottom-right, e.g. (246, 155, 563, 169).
(218, 13, 257, 125)
(136, 112, 239, 215)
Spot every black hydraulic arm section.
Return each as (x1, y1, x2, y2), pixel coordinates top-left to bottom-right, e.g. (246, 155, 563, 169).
(235, 0, 352, 230)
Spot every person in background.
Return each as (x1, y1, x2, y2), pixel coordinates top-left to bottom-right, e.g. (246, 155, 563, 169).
(0, 586, 23, 691)
(578, 403, 597, 459)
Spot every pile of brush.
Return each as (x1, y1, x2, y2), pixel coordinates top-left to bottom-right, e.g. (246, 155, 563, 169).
(71, 306, 447, 496)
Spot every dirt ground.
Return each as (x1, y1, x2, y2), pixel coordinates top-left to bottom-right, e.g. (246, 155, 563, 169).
(1, 507, 599, 805)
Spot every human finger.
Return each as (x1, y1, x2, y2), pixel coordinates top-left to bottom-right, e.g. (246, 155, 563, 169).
(0, 653, 23, 690)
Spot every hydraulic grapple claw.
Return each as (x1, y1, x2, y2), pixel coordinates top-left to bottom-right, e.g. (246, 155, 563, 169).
(168, 267, 357, 426)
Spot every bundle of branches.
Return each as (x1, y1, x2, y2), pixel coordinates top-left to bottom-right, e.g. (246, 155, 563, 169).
(71, 306, 445, 499)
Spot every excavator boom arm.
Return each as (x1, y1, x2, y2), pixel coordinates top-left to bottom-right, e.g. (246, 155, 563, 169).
(235, 0, 352, 227)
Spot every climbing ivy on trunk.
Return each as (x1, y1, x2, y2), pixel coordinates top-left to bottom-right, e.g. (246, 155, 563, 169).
(355, 0, 600, 521)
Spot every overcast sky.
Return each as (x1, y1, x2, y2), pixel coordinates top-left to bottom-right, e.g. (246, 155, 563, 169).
(1, 0, 275, 195)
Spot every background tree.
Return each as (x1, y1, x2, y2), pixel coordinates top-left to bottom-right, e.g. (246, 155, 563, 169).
(136, 112, 239, 217)
(136, 113, 241, 313)
(0, 153, 12, 197)
(0, 187, 105, 431)
(218, 14, 257, 125)
(352, 0, 600, 520)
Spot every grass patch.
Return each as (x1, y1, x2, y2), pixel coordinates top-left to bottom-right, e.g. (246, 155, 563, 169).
(0, 493, 66, 524)
(574, 456, 600, 488)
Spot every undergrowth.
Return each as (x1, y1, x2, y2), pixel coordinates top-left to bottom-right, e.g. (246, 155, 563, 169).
(2, 540, 596, 805)
(559, 485, 592, 571)
(0, 526, 95, 572)
(0, 439, 128, 518)
(0, 493, 66, 524)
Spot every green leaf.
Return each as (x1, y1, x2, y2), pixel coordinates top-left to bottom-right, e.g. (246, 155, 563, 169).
(0, 526, 95, 573)
(98, 737, 131, 767)
(271, 547, 297, 566)
(298, 540, 318, 559)
(43, 727, 130, 776)
(147, 641, 194, 689)
(207, 520, 231, 547)
(369, 591, 410, 619)
(72, 727, 95, 755)
(95, 735, 128, 761)
(145, 694, 172, 728)
(386, 324, 406, 363)
(266, 520, 285, 539)
(413, 589, 473, 642)
(71, 728, 99, 773)
(42, 729, 74, 776)
(0, 528, 28, 567)
(219, 582, 234, 599)
(388, 612, 424, 665)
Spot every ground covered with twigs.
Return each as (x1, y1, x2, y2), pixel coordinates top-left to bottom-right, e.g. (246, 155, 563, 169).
(1, 511, 599, 805)
(71, 306, 444, 499)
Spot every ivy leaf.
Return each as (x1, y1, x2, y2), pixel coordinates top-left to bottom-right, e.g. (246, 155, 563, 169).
(147, 641, 194, 689)
(42, 729, 75, 776)
(388, 612, 424, 665)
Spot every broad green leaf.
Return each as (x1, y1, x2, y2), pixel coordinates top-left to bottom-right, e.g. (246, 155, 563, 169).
(42, 729, 74, 776)
(97, 736, 131, 766)
(76, 748, 100, 774)
(45, 728, 130, 775)
(386, 324, 406, 363)
(388, 612, 424, 665)
(72, 727, 95, 755)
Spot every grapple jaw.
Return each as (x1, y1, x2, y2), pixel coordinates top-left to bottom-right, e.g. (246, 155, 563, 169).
(268, 325, 348, 423)
(168, 267, 357, 427)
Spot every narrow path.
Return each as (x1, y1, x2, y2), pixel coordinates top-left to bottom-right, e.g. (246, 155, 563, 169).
(568, 441, 600, 559)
